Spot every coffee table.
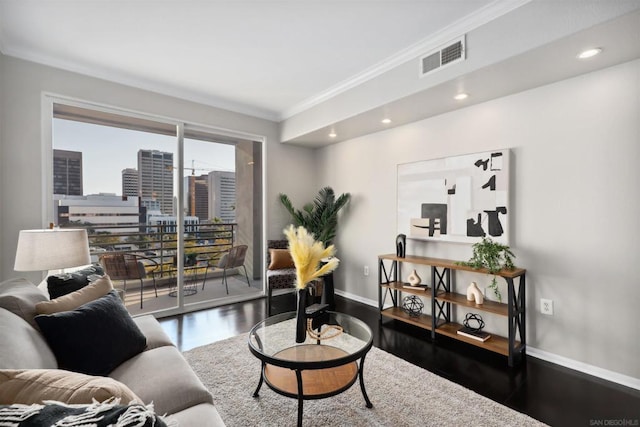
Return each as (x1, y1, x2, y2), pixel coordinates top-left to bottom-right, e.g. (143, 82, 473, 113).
(248, 311, 373, 426)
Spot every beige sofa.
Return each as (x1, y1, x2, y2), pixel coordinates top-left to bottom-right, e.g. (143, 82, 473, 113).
(0, 277, 224, 426)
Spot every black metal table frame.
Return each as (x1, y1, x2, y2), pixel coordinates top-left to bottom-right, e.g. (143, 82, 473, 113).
(248, 312, 373, 427)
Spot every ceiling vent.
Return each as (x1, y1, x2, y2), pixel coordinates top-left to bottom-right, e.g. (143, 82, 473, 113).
(419, 36, 466, 77)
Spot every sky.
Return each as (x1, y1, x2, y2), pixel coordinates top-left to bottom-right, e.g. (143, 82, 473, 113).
(53, 119, 236, 196)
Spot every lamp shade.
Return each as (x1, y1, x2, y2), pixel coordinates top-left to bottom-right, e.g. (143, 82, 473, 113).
(14, 228, 91, 272)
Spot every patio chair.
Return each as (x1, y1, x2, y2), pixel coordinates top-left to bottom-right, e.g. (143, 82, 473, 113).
(99, 253, 159, 309)
(212, 245, 250, 294)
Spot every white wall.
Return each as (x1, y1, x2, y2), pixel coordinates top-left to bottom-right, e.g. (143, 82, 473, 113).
(0, 54, 317, 281)
(318, 59, 640, 381)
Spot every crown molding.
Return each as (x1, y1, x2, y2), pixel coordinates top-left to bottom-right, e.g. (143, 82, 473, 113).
(279, 0, 532, 121)
(2, 46, 280, 122)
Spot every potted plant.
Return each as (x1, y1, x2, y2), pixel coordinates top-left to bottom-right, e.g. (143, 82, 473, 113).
(279, 186, 350, 245)
(457, 237, 515, 302)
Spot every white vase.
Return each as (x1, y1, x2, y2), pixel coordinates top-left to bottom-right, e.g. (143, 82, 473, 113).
(407, 269, 421, 286)
(466, 281, 484, 305)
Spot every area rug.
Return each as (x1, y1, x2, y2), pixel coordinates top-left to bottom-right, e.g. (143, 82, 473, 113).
(183, 334, 547, 427)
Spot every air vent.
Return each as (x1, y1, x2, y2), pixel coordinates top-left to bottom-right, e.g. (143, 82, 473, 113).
(419, 36, 466, 77)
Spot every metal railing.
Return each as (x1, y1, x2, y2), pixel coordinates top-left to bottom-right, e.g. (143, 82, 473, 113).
(61, 221, 237, 278)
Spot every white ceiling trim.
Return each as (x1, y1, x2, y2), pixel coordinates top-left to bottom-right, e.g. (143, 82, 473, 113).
(0, 45, 280, 122)
(279, 0, 532, 121)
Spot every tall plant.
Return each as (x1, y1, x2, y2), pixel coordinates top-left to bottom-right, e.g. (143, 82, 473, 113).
(279, 187, 350, 245)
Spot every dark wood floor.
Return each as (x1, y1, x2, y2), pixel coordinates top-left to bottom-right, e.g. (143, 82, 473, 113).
(159, 294, 640, 427)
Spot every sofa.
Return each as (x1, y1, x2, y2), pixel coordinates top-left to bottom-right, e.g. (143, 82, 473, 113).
(0, 276, 225, 426)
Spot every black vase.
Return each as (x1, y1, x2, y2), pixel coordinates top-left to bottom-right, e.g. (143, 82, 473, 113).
(295, 288, 308, 343)
(396, 234, 406, 258)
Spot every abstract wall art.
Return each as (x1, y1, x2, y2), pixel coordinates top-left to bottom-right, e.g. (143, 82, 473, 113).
(397, 149, 510, 244)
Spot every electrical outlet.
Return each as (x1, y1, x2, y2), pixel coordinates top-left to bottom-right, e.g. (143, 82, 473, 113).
(541, 298, 553, 315)
(363, 265, 369, 276)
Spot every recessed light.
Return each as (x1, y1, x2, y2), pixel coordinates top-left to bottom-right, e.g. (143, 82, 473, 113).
(454, 93, 468, 101)
(577, 48, 602, 59)
(381, 118, 392, 124)
(328, 131, 337, 138)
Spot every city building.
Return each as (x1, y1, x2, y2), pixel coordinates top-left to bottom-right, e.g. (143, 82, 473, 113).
(148, 214, 199, 234)
(137, 149, 173, 215)
(55, 193, 144, 234)
(208, 171, 235, 223)
(121, 168, 138, 197)
(53, 149, 83, 196)
(184, 174, 209, 221)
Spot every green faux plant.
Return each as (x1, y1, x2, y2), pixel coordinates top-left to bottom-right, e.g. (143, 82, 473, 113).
(458, 237, 515, 302)
(279, 187, 350, 245)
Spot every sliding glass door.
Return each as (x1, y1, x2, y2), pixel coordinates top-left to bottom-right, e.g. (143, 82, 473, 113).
(48, 99, 263, 317)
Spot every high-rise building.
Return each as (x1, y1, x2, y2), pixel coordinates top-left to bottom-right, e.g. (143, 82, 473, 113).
(184, 174, 209, 221)
(208, 171, 235, 223)
(53, 149, 83, 195)
(121, 168, 138, 197)
(137, 149, 173, 215)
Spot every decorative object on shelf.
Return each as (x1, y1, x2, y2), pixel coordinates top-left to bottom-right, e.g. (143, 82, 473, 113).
(402, 283, 429, 291)
(466, 282, 484, 305)
(462, 313, 485, 331)
(395, 234, 406, 258)
(397, 149, 510, 244)
(457, 237, 515, 302)
(284, 225, 340, 343)
(401, 295, 424, 317)
(407, 269, 421, 286)
(279, 187, 351, 245)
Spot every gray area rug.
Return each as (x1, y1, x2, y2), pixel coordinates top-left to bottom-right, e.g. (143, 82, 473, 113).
(184, 333, 547, 427)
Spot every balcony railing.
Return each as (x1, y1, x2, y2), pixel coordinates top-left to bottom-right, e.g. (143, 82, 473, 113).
(61, 221, 237, 279)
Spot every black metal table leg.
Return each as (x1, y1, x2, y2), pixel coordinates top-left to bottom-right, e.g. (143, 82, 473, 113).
(252, 361, 265, 397)
(295, 369, 304, 427)
(358, 354, 373, 408)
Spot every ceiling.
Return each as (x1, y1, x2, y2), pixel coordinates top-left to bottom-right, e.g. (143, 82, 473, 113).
(0, 0, 514, 120)
(1, 1, 639, 147)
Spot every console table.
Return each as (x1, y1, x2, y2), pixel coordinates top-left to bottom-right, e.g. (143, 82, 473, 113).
(378, 254, 526, 366)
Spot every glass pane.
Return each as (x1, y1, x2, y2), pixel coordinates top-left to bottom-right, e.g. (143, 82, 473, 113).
(52, 111, 180, 315)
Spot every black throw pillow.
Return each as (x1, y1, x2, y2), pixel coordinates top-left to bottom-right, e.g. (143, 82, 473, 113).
(35, 290, 146, 376)
(47, 264, 104, 299)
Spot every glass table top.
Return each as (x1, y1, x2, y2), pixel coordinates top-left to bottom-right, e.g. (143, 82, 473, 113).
(248, 311, 372, 366)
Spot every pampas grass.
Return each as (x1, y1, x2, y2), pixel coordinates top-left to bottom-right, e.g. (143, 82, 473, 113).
(283, 225, 339, 289)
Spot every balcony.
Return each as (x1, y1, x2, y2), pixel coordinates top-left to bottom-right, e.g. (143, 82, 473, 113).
(63, 221, 263, 315)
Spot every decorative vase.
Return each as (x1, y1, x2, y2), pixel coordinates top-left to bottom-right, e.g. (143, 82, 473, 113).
(396, 234, 406, 258)
(295, 287, 308, 343)
(407, 269, 421, 286)
(466, 281, 484, 305)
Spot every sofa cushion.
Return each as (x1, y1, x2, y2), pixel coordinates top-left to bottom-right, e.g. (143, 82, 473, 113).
(35, 275, 113, 315)
(133, 315, 175, 351)
(46, 264, 104, 299)
(0, 399, 170, 427)
(0, 309, 57, 370)
(109, 346, 213, 416)
(0, 278, 49, 328)
(268, 248, 294, 270)
(164, 402, 225, 427)
(0, 369, 141, 405)
(35, 291, 146, 376)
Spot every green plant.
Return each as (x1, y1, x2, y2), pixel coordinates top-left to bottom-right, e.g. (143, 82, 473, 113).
(457, 237, 515, 302)
(279, 186, 350, 245)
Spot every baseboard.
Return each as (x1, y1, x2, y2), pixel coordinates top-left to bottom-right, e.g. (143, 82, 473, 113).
(335, 290, 640, 391)
(527, 346, 640, 391)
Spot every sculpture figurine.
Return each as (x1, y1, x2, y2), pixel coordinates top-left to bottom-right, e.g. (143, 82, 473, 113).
(466, 282, 484, 305)
(407, 269, 421, 286)
(396, 234, 406, 258)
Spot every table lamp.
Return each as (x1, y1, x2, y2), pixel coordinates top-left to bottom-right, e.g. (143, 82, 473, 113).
(14, 228, 91, 274)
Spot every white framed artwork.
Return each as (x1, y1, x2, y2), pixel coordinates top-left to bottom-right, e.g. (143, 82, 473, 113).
(397, 149, 510, 244)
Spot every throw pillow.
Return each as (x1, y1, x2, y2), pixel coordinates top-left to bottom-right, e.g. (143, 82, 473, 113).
(0, 369, 141, 405)
(0, 399, 170, 427)
(268, 249, 295, 270)
(35, 275, 114, 315)
(47, 264, 104, 299)
(35, 291, 147, 376)
(0, 278, 49, 328)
